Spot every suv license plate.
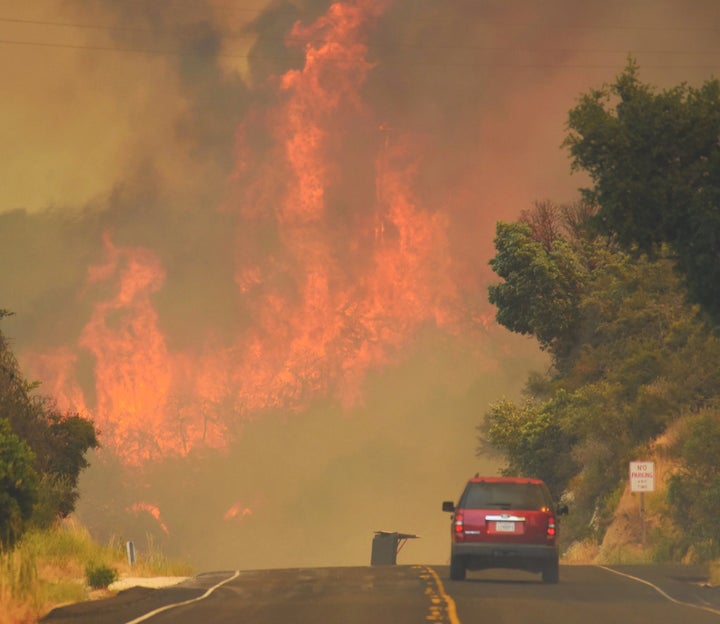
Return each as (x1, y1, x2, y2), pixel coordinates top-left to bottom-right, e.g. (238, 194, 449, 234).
(495, 521, 516, 532)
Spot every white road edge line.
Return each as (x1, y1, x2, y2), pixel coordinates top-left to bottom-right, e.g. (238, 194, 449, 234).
(598, 565, 720, 616)
(124, 570, 241, 624)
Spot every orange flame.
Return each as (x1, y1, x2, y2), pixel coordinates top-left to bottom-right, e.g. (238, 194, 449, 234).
(78, 233, 176, 463)
(23, 1, 487, 464)
(224, 502, 254, 522)
(22, 347, 88, 415)
(130, 502, 170, 536)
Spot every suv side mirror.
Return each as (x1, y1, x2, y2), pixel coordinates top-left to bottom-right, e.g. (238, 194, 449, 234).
(557, 504, 569, 516)
(442, 501, 455, 513)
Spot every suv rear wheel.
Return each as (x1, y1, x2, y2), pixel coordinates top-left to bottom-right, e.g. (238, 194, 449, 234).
(449, 554, 466, 581)
(541, 557, 559, 584)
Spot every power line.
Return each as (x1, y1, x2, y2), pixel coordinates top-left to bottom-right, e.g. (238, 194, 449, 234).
(0, 16, 155, 33)
(1, 13, 720, 38)
(1, 14, 720, 56)
(1, 9, 719, 69)
(0, 36, 718, 72)
(0, 37, 180, 56)
(1, 21, 719, 59)
(3, 0, 720, 30)
(0, 0, 273, 15)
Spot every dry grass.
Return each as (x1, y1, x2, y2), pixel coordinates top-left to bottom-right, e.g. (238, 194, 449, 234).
(0, 518, 193, 623)
(561, 539, 600, 565)
(708, 560, 720, 586)
(595, 543, 654, 565)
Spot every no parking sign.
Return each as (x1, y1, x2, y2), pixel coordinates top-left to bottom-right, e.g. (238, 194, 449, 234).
(629, 461, 655, 492)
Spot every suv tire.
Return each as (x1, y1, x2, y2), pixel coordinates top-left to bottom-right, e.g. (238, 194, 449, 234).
(449, 555, 466, 581)
(541, 557, 559, 584)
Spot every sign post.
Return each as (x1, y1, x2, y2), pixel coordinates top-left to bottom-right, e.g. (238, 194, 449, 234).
(126, 541, 136, 568)
(629, 461, 655, 546)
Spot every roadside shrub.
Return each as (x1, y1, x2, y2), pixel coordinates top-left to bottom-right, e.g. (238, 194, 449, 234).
(651, 526, 686, 562)
(666, 410, 720, 559)
(85, 563, 118, 590)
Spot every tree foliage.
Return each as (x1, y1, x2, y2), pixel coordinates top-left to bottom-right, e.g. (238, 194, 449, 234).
(0, 418, 38, 549)
(488, 202, 590, 365)
(0, 316, 99, 543)
(564, 59, 720, 321)
(480, 398, 577, 499)
(484, 196, 720, 548)
(667, 409, 720, 559)
(482, 64, 720, 554)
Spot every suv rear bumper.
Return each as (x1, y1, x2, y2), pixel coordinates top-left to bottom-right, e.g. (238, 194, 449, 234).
(452, 542, 558, 571)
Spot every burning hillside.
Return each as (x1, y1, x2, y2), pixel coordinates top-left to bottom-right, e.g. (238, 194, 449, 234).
(16, 0, 491, 465)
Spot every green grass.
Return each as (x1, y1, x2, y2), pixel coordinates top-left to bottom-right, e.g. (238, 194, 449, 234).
(0, 519, 193, 623)
(21, 522, 120, 566)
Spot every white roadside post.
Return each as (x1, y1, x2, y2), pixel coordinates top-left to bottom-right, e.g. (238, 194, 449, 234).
(127, 541, 137, 568)
(629, 461, 655, 546)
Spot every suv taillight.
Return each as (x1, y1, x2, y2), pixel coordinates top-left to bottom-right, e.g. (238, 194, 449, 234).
(546, 516, 557, 539)
(453, 512, 465, 539)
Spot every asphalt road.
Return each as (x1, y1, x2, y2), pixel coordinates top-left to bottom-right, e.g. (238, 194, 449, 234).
(42, 564, 720, 624)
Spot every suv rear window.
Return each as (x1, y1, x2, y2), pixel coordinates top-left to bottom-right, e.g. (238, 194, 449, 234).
(459, 482, 551, 510)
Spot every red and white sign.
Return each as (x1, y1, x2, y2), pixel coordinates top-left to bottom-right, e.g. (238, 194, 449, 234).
(629, 461, 655, 492)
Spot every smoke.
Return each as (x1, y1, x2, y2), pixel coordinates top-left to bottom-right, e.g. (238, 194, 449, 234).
(1, 0, 717, 567)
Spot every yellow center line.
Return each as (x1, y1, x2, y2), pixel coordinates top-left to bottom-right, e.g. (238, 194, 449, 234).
(416, 565, 462, 624)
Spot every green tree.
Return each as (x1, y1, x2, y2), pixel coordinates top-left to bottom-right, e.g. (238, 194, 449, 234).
(0, 316, 99, 530)
(484, 197, 720, 545)
(488, 213, 586, 364)
(667, 409, 720, 558)
(479, 398, 577, 499)
(564, 59, 720, 321)
(0, 418, 38, 549)
(29, 404, 99, 523)
(483, 62, 720, 554)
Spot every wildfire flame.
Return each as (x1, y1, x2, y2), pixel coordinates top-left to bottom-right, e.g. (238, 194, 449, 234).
(23, 0, 485, 465)
(22, 347, 88, 416)
(130, 502, 170, 536)
(224, 502, 254, 522)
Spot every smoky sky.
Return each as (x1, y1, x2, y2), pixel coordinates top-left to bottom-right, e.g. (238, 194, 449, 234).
(3, 0, 717, 340)
(1, 0, 719, 568)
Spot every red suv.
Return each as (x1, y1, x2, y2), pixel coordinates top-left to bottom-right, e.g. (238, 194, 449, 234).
(442, 476, 568, 583)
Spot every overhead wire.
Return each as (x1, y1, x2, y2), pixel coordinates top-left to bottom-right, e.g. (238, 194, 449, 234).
(0, 9, 718, 70)
(2, 0, 720, 28)
(2, 14, 720, 56)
